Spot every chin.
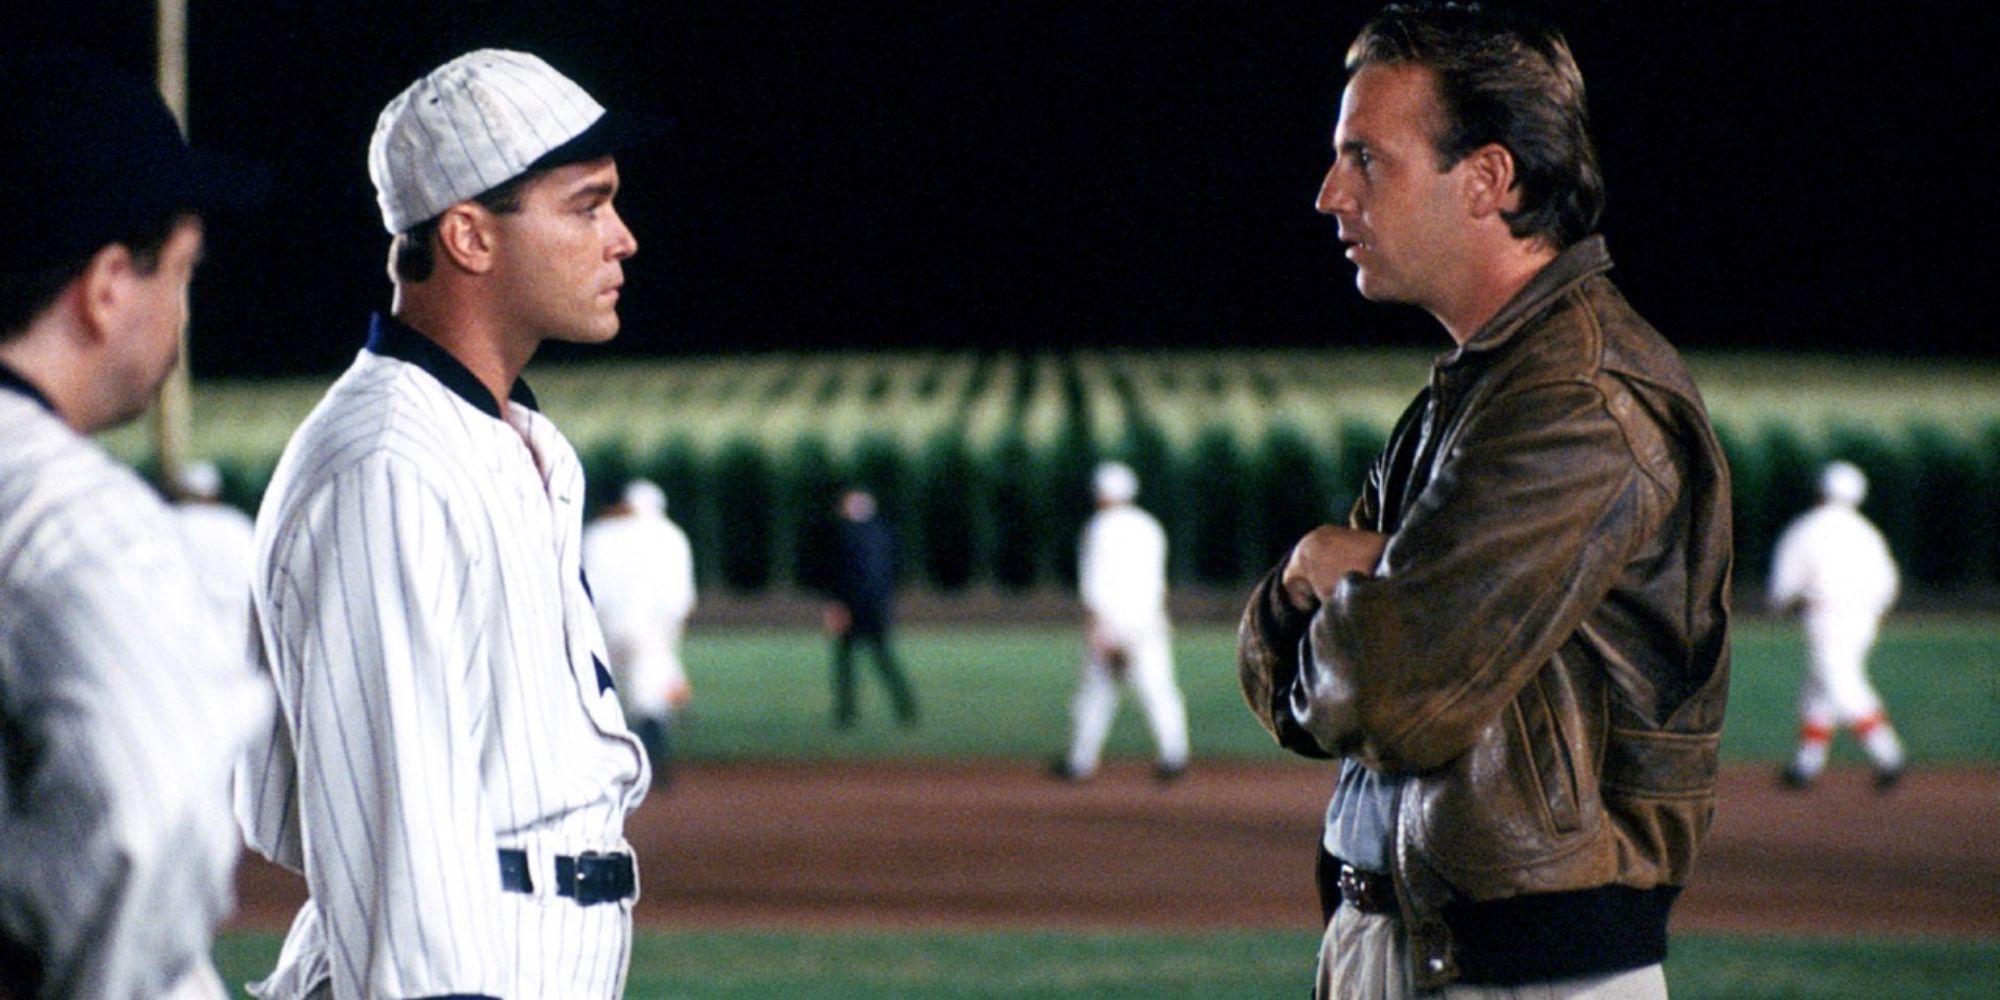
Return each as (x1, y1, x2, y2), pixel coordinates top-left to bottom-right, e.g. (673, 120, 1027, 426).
(1352, 271, 1405, 305)
(555, 319, 622, 346)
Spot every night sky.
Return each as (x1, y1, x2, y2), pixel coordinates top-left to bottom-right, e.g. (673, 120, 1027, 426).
(17, 2, 1997, 377)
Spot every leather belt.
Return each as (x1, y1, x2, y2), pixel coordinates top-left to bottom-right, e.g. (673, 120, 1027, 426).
(1335, 861, 1397, 915)
(498, 848, 636, 905)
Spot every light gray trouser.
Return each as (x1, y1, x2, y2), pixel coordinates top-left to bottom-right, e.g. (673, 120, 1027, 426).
(1315, 905, 1669, 1000)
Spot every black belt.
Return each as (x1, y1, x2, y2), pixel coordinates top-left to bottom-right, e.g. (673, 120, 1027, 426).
(1337, 862, 1397, 914)
(498, 848, 636, 906)
(1318, 848, 1397, 916)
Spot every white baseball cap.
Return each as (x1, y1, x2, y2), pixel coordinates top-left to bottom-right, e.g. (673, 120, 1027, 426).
(1820, 461, 1867, 506)
(174, 460, 222, 499)
(623, 478, 666, 514)
(1094, 461, 1138, 504)
(368, 49, 662, 234)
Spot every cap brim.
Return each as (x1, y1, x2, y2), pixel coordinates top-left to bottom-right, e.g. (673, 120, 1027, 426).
(526, 108, 673, 173)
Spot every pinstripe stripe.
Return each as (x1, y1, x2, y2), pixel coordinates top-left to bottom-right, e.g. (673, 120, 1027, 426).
(238, 334, 645, 999)
(2, 389, 272, 1000)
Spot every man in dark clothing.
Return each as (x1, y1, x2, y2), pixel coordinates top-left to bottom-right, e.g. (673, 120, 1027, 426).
(824, 488, 918, 727)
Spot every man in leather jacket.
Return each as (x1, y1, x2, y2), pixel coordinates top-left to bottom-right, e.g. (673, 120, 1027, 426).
(1236, 5, 1733, 997)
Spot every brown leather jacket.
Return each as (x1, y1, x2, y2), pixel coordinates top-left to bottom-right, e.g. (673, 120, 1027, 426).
(1238, 236, 1732, 988)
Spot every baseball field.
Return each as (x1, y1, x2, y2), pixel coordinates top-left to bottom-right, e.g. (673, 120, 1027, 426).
(216, 616, 2000, 998)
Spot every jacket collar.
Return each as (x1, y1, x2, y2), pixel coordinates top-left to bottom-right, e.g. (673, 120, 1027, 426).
(1441, 234, 1613, 369)
(0, 360, 56, 415)
(364, 312, 539, 419)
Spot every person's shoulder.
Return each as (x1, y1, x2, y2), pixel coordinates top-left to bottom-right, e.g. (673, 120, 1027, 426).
(175, 499, 255, 535)
(0, 411, 181, 587)
(271, 355, 494, 500)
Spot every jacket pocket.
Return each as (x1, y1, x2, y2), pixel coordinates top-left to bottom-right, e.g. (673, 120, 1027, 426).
(1511, 673, 1583, 835)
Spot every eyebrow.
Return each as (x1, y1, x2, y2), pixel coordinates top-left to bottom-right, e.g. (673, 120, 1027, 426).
(565, 181, 617, 206)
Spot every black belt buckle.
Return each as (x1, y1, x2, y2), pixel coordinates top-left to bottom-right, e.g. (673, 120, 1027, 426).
(1338, 863, 1395, 914)
(557, 850, 636, 906)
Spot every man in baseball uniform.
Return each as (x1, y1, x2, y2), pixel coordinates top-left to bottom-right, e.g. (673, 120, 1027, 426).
(1051, 461, 1190, 783)
(582, 478, 698, 789)
(1768, 461, 1906, 790)
(234, 50, 662, 999)
(170, 460, 258, 661)
(0, 51, 270, 1000)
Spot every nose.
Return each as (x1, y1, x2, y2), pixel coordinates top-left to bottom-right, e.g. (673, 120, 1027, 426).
(606, 205, 638, 260)
(1315, 163, 1352, 218)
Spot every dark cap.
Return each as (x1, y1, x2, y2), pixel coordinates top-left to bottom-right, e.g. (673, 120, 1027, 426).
(0, 49, 269, 276)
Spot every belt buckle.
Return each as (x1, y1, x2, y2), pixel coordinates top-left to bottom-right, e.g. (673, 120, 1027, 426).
(566, 850, 631, 906)
(1338, 863, 1385, 912)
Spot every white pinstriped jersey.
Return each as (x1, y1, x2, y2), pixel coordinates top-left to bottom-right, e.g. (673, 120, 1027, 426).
(0, 374, 272, 999)
(235, 316, 648, 1000)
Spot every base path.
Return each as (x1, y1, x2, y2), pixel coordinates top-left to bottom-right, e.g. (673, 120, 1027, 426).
(229, 761, 1998, 937)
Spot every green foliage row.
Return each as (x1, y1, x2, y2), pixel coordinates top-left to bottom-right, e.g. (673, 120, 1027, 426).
(112, 350, 2000, 592)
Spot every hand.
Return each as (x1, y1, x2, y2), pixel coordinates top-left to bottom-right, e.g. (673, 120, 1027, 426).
(666, 681, 693, 709)
(823, 604, 852, 636)
(1281, 525, 1389, 612)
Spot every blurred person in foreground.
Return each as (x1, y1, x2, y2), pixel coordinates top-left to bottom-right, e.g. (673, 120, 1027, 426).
(0, 51, 270, 1000)
(169, 460, 258, 659)
(1234, 4, 1733, 996)
(1768, 460, 1905, 791)
(583, 478, 698, 789)
(1050, 461, 1189, 783)
(823, 487, 919, 728)
(234, 49, 662, 999)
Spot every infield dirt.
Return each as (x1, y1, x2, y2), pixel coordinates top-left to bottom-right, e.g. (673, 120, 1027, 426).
(229, 760, 1996, 938)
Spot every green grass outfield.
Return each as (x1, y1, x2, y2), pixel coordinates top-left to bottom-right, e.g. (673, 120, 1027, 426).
(212, 930, 2000, 998)
(215, 618, 1999, 997)
(666, 617, 1999, 764)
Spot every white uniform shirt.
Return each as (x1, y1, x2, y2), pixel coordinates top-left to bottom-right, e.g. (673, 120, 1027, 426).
(581, 508, 695, 706)
(174, 499, 257, 660)
(235, 318, 647, 999)
(1078, 503, 1170, 635)
(1768, 502, 1899, 618)
(1, 377, 271, 999)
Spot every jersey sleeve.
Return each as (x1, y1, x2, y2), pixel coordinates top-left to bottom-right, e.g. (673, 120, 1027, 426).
(261, 456, 512, 999)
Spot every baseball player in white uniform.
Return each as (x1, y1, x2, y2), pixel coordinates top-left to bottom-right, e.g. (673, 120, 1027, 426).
(233, 50, 662, 999)
(0, 51, 270, 1000)
(1052, 461, 1190, 782)
(1768, 460, 1906, 790)
(582, 478, 697, 788)
(170, 461, 258, 659)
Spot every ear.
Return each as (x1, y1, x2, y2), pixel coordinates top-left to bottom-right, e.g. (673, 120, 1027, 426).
(73, 243, 138, 347)
(434, 203, 499, 276)
(1461, 142, 1522, 219)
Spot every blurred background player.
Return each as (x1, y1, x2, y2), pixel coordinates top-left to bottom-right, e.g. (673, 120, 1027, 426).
(0, 49, 269, 1000)
(168, 460, 257, 660)
(824, 487, 919, 728)
(583, 478, 697, 788)
(1051, 461, 1189, 783)
(1768, 460, 1906, 790)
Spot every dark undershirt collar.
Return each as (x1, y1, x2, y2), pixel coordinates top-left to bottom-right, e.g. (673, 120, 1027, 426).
(364, 312, 539, 419)
(0, 360, 57, 415)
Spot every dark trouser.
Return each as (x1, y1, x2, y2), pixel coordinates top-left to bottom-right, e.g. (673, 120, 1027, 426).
(834, 626, 918, 724)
